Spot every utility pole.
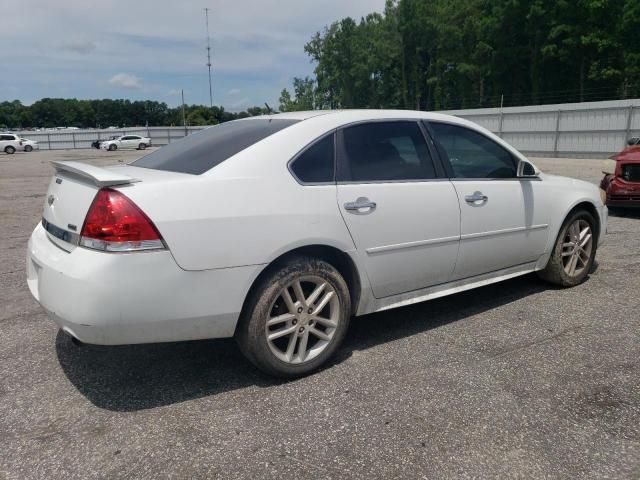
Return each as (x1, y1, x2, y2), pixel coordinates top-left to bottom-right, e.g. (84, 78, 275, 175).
(181, 89, 187, 136)
(204, 8, 213, 110)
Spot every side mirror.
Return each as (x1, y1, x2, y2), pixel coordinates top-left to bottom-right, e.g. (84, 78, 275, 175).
(627, 137, 640, 146)
(517, 159, 539, 178)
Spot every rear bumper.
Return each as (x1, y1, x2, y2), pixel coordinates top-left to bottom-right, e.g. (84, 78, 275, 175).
(26, 223, 259, 345)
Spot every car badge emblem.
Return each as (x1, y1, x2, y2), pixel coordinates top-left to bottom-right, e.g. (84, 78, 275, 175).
(47, 195, 55, 206)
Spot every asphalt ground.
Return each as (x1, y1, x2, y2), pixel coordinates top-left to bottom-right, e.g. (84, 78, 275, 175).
(1, 148, 639, 479)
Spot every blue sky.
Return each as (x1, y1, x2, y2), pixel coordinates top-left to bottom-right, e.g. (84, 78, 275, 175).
(3, 0, 386, 111)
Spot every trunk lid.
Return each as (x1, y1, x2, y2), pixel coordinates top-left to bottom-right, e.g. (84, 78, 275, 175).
(42, 161, 141, 251)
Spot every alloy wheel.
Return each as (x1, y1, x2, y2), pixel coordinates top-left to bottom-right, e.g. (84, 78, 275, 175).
(561, 219, 593, 277)
(265, 275, 340, 364)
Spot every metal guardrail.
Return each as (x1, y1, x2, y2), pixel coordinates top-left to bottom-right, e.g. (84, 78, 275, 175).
(444, 100, 640, 158)
(10, 99, 640, 158)
(12, 126, 207, 151)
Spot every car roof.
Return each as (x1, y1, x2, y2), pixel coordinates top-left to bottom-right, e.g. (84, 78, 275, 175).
(261, 109, 475, 128)
(208, 108, 528, 176)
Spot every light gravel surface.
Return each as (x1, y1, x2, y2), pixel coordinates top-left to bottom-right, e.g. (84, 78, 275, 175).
(1, 149, 639, 479)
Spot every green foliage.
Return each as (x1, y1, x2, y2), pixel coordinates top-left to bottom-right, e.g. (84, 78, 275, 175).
(291, 0, 640, 110)
(278, 77, 317, 111)
(0, 98, 268, 129)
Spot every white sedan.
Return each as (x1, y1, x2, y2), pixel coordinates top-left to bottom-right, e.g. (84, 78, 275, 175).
(21, 138, 39, 152)
(27, 110, 606, 377)
(100, 134, 151, 151)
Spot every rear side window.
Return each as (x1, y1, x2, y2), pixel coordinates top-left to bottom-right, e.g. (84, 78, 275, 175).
(289, 134, 335, 183)
(338, 121, 436, 182)
(132, 118, 299, 175)
(430, 122, 516, 178)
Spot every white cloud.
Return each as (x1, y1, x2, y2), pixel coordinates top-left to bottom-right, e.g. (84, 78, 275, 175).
(2, 0, 386, 107)
(109, 73, 142, 90)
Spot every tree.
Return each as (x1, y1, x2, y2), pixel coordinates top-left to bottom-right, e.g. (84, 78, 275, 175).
(289, 0, 637, 111)
(3, 98, 267, 128)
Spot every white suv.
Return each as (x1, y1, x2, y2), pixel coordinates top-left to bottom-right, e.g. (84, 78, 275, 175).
(101, 135, 151, 151)
(0, 133, 22, 154)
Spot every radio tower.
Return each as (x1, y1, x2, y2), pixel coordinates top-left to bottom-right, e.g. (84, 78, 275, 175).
(204, 7, 213, 109)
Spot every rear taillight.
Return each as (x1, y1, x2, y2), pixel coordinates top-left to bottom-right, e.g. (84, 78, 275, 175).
(80, 188, 165, 252)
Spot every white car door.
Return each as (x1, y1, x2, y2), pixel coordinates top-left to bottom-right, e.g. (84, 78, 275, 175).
(336, 121, 460, 299)
(428, 121, 550, 280)
(121, 136, 136, 149)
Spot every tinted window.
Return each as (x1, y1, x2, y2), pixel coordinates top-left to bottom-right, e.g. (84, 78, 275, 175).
(339, 121, 435, 182)
(430, 122, 516, 178)
(1, 135, 15, 141)
(290, 134, 334, 183)
(132, 118, 299, 174)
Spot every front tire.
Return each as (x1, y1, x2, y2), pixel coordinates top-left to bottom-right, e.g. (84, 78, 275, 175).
(24, 145, 33, 152)
(138, 143, 147, 150)
(538, 209, 597, 287)
(236, 256, 351, 378)
(5, 146, 15, 154)
(108, 144, 117, 151)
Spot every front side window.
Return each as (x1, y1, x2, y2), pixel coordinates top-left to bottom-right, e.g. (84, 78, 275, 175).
(132, 118, 299, 175)
(338, 121, 436, 182)
(290, 134, 334, 183)
(430, 122, 516, 179)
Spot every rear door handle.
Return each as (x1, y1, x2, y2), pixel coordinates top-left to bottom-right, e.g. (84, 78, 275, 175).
(464, 192, 488, 204)
(344, 197, 377, 211)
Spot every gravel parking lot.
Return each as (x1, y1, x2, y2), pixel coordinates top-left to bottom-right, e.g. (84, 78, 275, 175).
(1, 148, 639, 479)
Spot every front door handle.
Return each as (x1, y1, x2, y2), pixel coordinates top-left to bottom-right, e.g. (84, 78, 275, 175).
(464, 192, 488, 204)
(344, 197, 377, 212)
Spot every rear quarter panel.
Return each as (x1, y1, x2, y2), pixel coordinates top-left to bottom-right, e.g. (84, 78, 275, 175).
(120, 120, 358, 271)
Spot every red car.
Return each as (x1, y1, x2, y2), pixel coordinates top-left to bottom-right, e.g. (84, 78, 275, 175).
(601, 137, 640, 209)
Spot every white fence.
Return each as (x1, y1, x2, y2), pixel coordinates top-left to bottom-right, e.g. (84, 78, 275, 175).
(443, 99, 640, 158)
(13, 98, 640, 157)
(13, 126, 207, 150)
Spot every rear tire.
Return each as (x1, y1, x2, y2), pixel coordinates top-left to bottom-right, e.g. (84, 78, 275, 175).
(138, 143, 147, 150)
(538, 209, 597, 287)
(108, 144, 117, 151)
(5, 146, 15, 154)
(236, 256, 351, 378)
(24, 145, 33, 152)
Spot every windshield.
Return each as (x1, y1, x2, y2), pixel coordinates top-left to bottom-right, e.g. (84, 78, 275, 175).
(131, 118, 299, 175)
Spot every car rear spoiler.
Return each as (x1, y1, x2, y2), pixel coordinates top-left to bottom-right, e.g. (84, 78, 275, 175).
(51, 161, 140, 187)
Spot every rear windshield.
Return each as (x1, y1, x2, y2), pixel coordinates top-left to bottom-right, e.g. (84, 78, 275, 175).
(131, 118, 299, 174)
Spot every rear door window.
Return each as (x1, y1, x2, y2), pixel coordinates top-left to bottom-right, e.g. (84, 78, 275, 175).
(337, 121, 436, 182)
(132, 118, 299, 174)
